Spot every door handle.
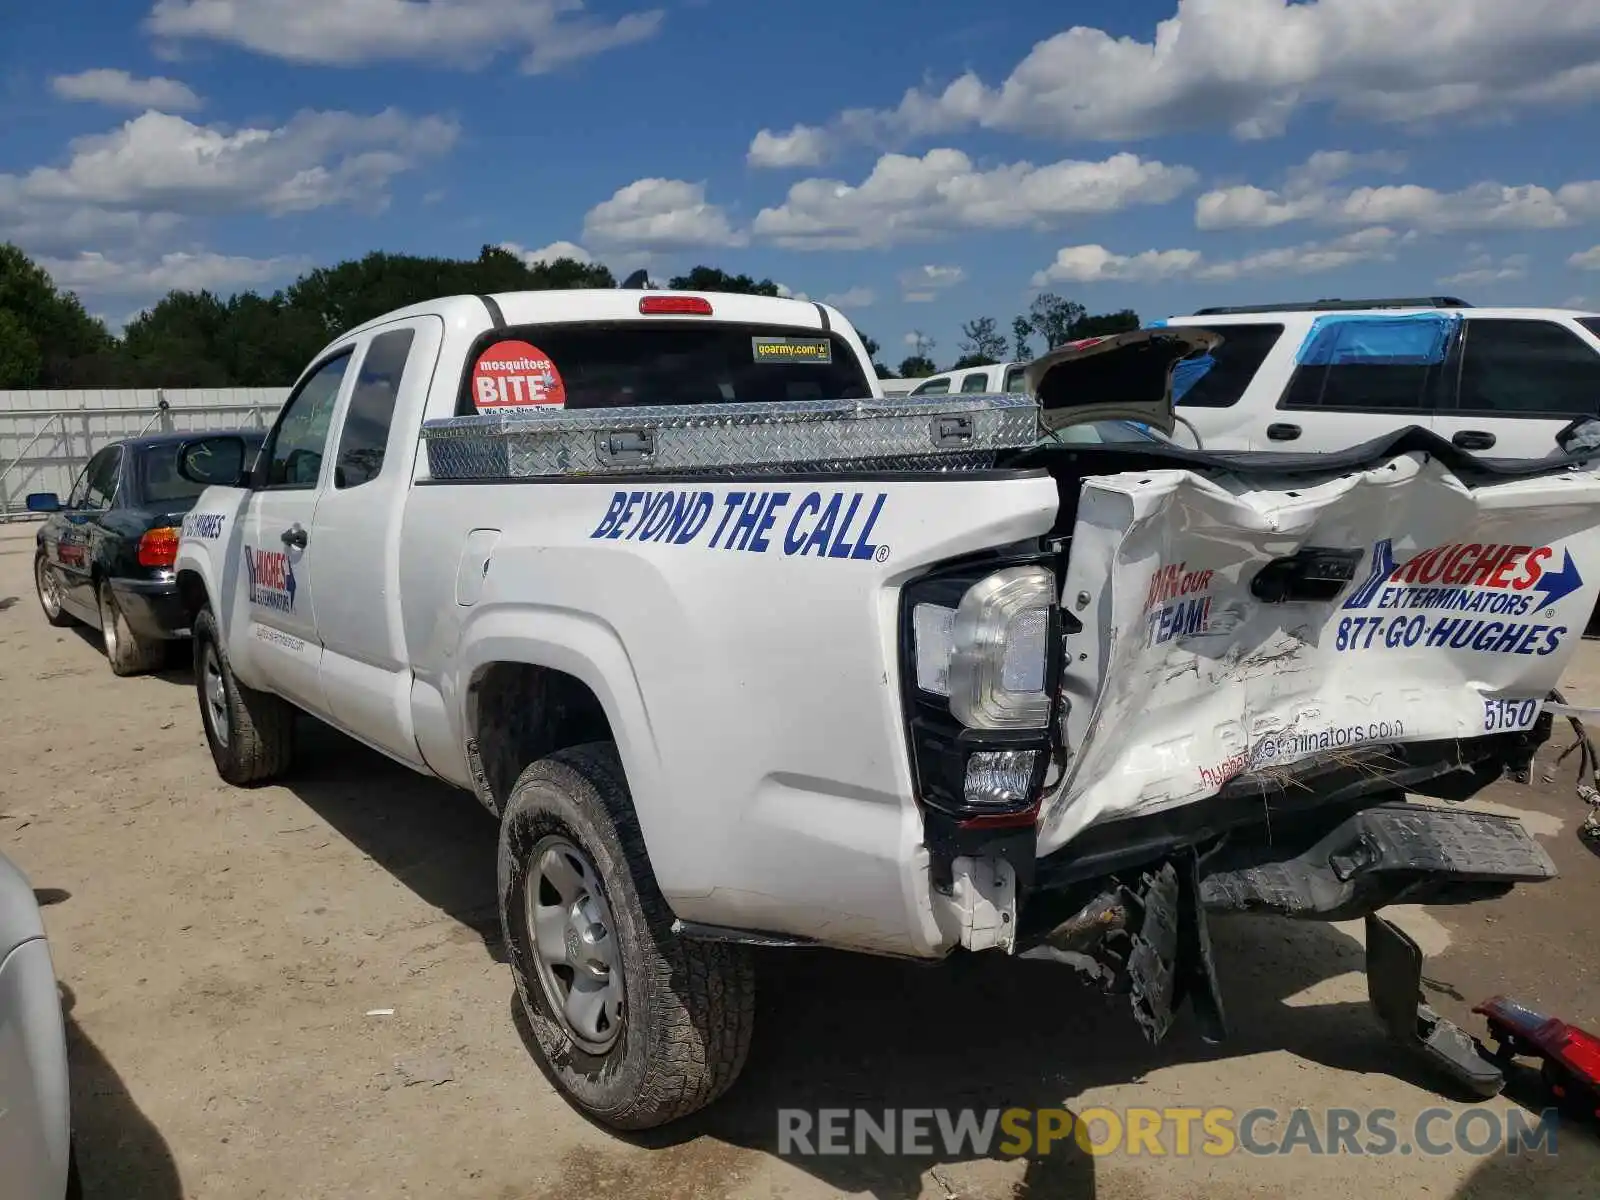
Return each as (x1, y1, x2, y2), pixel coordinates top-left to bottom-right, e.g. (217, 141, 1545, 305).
(280, 524, 308, 549)
(1452, 429, 1496, 451)
(1266, 423, 1301, 442)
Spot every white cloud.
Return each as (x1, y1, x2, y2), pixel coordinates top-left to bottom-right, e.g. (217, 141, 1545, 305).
(1032, 245, 1203, 285)
(4, 108, 457, 223)
(774, 283, 810, 301)
(1197, 152, 1600, 233)
(582, 178, 746, 251)
(897, 264, 964, 302)
(502, 239, 593, 266)
(822, 286, 874, 308)
(1563, 293, 1592, 307)
(748, 125, 829, 169)
(819, 0, 1600, 144)
(51, 69, 203, 111)
(753, 148, 1197, 250)
(1439, 252, 1529, 285)
(1573, 246, 1600, 270)
(145, 0, 664, 73)
(1033, 228, 1400, 286)
(38, 249, 305, 296)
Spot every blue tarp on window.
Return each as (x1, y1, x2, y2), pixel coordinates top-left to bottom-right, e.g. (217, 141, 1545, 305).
(1295, 313, 1461, 367)
(1171, 353, 1215, 400)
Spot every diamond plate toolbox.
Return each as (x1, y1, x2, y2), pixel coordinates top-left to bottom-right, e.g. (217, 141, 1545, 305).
(420, 393, 1041, 479)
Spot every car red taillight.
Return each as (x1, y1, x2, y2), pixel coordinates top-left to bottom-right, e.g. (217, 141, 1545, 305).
(137, 526, 180, 568)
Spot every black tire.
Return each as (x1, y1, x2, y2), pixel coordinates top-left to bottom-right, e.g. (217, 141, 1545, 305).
(497, 742, 755, 1130)
(193, 606, 295, 785)
(98, 580, 164, 677)
(34, 552, 72, 628)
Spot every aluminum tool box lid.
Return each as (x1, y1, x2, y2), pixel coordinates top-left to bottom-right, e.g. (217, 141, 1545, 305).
(420, 393, 1041, 480)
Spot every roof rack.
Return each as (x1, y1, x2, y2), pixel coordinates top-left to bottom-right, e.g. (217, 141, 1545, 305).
(1190, 296, 1472, 316)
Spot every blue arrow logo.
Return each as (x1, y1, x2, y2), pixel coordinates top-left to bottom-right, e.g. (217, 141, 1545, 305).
(1532, 549, 1584, 610)
(1342, 539, 1397, 610)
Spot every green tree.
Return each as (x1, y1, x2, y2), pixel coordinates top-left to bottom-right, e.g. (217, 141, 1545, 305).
(0, 242, 121, 385)
(666, 266, 781, 296)
(1070, 309, 1141, 339)
(1028, 293, 1087, 350)
(0, 307, 42, 387)
(957, 316, 1007, 366)
(285, 245, 612, 339)
(1011, 316, 1033, 362)
(898, 354, 937, 377)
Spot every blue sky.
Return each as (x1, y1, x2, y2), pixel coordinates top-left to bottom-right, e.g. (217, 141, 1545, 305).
(5, 0, 1600, 369)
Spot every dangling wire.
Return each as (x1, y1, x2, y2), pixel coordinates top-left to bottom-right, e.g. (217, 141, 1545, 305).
(1542, 688, 1600, 843)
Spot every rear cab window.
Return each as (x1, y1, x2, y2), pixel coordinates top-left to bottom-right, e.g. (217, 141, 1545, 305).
(457, 321, 873, 415)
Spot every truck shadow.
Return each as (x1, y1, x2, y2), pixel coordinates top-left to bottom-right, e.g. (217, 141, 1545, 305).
(276, 720, 1506, 1200)
(59, 983, 184, 1200)
(282, 716, 507, 961)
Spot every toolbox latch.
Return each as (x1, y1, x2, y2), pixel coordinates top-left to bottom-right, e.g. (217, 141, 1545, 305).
(933, 415, 975, 447)
(596, 428, 656, 466)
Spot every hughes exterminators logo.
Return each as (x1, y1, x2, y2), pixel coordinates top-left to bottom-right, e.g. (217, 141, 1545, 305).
(1143, 562, 1215, 647)
(244, 545, 297, 613)
(1335, 539, 1585, 657)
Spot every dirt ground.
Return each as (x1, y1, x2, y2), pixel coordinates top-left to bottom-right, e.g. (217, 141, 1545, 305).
(4, 520, 1600, 1200)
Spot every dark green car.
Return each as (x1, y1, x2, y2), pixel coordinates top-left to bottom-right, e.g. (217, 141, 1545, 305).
(29, 430, 265, 676)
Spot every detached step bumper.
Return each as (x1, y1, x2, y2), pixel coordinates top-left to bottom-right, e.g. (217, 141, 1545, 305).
(1199, 801, 1557, 921)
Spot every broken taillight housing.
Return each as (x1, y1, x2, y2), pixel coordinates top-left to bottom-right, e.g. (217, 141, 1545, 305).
(1475, 995, 1600, 1105)
(137, 526, 180, 568)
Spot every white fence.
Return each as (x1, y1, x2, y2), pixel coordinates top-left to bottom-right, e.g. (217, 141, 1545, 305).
(0, 387, 289, 519)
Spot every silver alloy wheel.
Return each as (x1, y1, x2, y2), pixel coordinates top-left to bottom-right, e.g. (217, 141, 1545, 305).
(35, 556, 61, 617)
(202, 642, 230, 749)
(100, 587, 119, 660)
(525, 835, 624, 1053)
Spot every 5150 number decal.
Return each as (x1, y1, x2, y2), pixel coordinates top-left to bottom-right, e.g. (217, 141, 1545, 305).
(1483, 698, 1543, 733)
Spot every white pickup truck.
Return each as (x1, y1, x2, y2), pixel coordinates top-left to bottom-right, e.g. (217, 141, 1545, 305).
(171, 287, 1600, 1130)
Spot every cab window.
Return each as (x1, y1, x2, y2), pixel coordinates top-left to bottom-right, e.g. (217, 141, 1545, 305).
(264, 350, 353, 489)
(910, 376, 951, 396)
(335, 329, 416, 488)
(82, 445, 122, 510)
(959, 372, 990, 393)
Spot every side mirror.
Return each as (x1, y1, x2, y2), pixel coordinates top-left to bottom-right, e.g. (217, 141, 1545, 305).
(25, 492, 61, 513)
(1557, 417, 1600, 457)
(177, 435, 250, 487)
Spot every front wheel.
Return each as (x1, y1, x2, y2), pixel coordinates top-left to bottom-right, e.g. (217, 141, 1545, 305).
(193, 606, 295, 785)
(497, 743, 755, 1130)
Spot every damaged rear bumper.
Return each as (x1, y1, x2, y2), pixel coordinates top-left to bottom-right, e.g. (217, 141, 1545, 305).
(1015, 794, 1556, 1097)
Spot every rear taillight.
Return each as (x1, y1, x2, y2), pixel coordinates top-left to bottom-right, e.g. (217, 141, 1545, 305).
(639, 295, 713, 315)
(1555, 1025, 1600, 1087)
(137, 526, 180, 568)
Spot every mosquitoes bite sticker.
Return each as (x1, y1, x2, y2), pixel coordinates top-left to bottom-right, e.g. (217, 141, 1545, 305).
(472, 340, 566, 409)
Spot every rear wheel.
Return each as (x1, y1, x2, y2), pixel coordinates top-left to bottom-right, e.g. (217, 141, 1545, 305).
(193, 606, 295, 785)
(98, 581, 164, 676)
(34, 553, 71, 627)
(498, 743, 755, 1130)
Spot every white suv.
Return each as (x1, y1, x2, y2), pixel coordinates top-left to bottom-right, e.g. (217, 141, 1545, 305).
(1158, 299, 1600, 458)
